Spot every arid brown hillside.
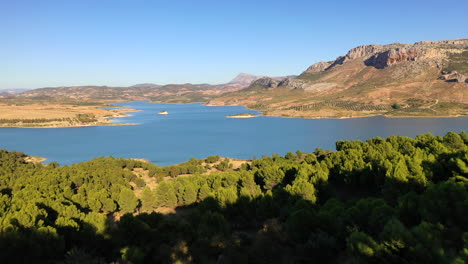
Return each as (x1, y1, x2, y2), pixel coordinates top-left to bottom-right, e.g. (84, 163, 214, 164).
(12, 83, 243, 104)
(210, 39, 468, 118)
(8, 73, 289, 104)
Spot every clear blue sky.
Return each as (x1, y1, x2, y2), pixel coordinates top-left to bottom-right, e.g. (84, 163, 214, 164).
(2, 0, 467, 89)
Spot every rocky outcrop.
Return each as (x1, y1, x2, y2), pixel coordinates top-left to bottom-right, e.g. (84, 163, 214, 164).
(345, 44, 384, 60)
(250, 77, 338, 91)
(320, 45, 390, 70)
(278, 78, 306, 89)
(251, 77, 281, 88)
(439, 71, 467, 83)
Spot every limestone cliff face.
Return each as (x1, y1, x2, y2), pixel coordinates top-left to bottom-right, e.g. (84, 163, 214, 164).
(300, 38, 468, 74)
(306, 44, 392, 73)
(364, 47, 442, 69)
(345, 44, 384, 60)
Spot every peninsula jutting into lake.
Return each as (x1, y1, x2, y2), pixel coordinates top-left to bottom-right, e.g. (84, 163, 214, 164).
(227, 112, 257, 118)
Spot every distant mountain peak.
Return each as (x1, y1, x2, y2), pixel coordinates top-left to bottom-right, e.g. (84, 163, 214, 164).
(229, 73, 263, 85)
(129, 83, 161, 89)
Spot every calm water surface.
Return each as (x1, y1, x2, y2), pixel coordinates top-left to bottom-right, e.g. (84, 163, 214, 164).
(1, 101, 467, 166)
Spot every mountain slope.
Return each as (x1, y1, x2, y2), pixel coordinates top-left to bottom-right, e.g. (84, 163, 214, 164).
(210, 39, 468, 118)
(13, 82, 243, 104)
(11, 72, 293, 104)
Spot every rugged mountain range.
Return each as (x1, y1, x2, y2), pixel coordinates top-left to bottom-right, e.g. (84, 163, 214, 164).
(12, 83, 233, 104)
(210, 39, 468, 118)
(8, 74, 257, 103)
(8, 73, 292, 104)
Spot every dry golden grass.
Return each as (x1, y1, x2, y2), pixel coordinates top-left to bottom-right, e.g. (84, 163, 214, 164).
(0, 103, 138, 127)
(0, 103, 135, 119)
(0, 104, 79, 119)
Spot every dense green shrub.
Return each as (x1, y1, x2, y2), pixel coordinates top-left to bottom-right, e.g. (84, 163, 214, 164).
(0, 132, 467, 263)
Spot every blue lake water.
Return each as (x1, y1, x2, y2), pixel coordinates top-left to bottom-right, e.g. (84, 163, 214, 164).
(1, 101, 467, 166)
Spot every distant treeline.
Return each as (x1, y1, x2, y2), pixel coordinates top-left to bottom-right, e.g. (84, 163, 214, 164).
(0, 114, 97, 124)
(0, 118, 68, 124)
(0, 132, 467, 263)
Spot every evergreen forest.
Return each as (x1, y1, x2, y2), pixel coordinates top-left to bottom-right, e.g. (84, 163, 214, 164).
(0, 132, 467, 263)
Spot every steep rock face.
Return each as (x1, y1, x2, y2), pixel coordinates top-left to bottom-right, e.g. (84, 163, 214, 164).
(364, 47, 442, 69)
(251, 77, 280, 88)
(345, 44, 384, 60)
(302, 39, 468, 75)
(324, 45, 387, 70)
(303, 45, 387, 75)
(304, 61, 332, 73)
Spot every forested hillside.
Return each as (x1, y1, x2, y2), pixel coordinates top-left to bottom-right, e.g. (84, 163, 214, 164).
(1, 132, 468, 263)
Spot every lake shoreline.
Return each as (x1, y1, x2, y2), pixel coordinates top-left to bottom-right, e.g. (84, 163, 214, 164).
(2, 101, 467, 166)
(2, 99, 467, 128)
(206, 102, 466, 120)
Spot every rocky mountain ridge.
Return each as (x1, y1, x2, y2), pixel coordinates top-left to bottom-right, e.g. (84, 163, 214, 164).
(245, 39, 468, 92)
(7, 73, 285, 103)
(210, 38, 468, 118)
(10, 72, 295, 102)
(305, 39, 467, 76)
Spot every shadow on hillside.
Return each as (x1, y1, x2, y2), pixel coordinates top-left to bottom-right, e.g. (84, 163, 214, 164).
(0, 188, 344, 264)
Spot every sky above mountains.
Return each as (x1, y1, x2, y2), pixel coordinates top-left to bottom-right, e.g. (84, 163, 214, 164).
(2, 0, 467, 89)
